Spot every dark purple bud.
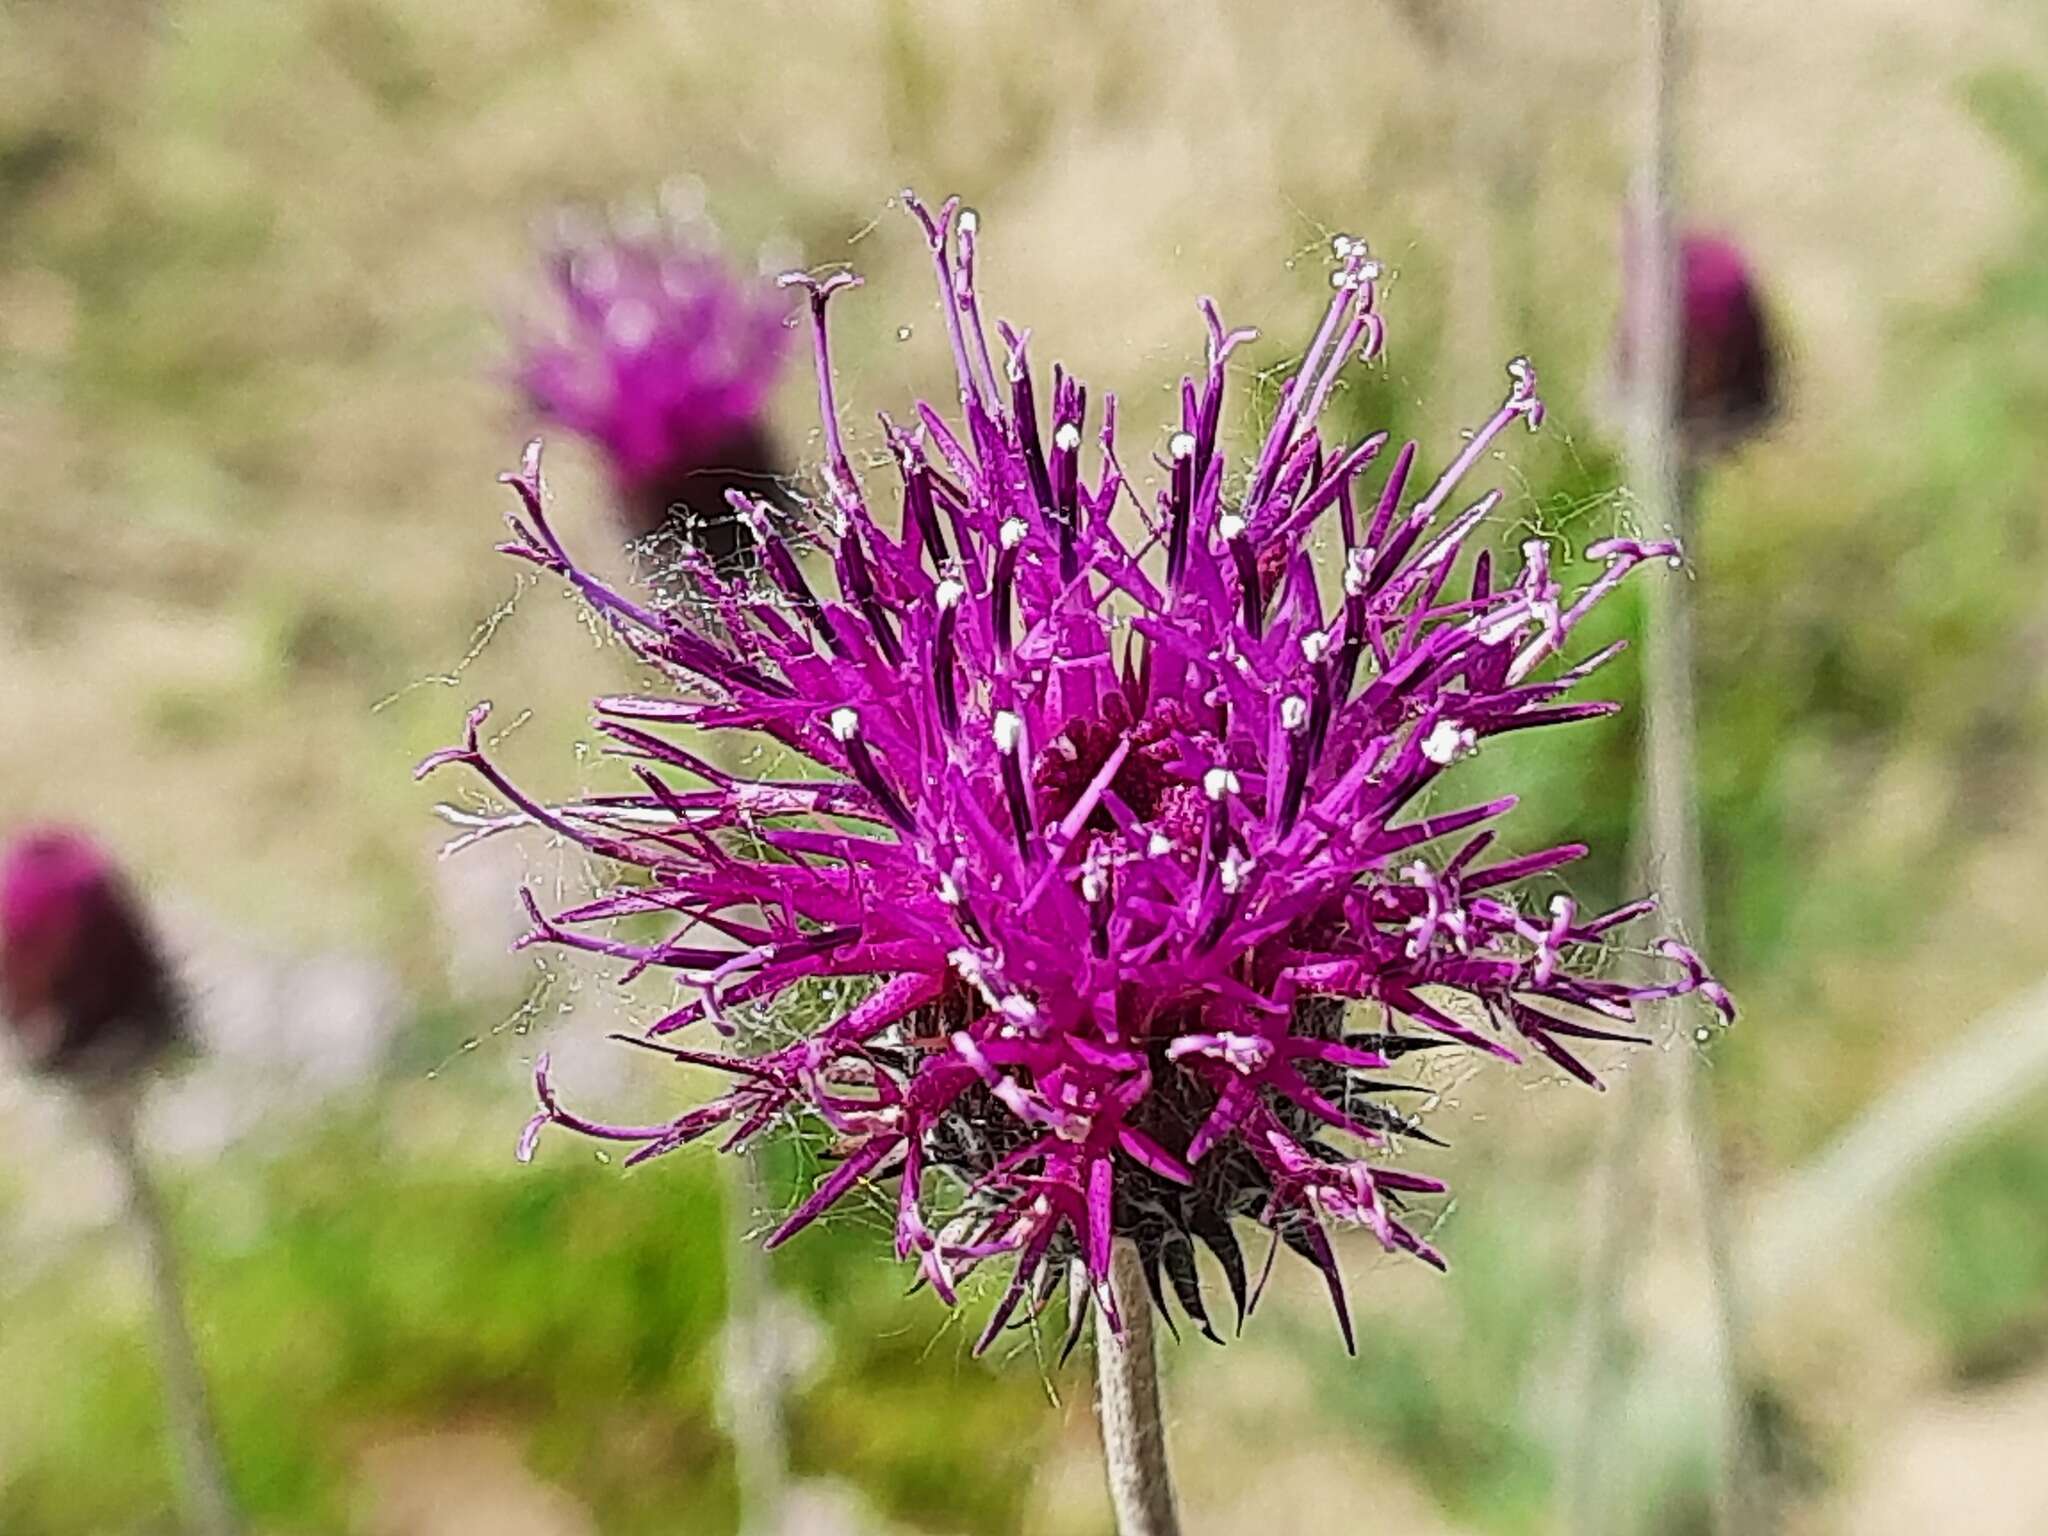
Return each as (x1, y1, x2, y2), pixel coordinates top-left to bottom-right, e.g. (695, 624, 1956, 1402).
(1677, 234, 1777, 445)
(1615, 228, 1778, 457)
(0, 829, 185, 1084)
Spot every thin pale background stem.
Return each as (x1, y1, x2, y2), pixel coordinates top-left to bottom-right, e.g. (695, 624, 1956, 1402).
(95, 1091, 243, 1536)
(1094, 1241, 1182, 1536)
(1562, 2, 1755, 1531)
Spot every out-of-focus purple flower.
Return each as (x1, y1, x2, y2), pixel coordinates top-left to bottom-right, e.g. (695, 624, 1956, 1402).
(0, 828, 185, 1083)
(426, 199, 1732, 1350)
(518, 210, 793, 563)
(1616, 230, 1778, 456)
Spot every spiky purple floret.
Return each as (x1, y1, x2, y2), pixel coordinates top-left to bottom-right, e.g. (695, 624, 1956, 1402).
(426, 198, 1732, 1350)
(518, 213, 792, 542)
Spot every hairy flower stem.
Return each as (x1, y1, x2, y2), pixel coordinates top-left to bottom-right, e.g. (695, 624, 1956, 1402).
(1094, 1241, 1182, 1536)
(94, 1092, 242, 1536)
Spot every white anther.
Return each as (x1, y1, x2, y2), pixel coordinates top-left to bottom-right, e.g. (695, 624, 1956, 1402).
(1213, 1032, 1272, 1073)
(1521, 538, 1549, 563)
(1080, 867, 1106, 904)
(1000, 517, 1028, 550)
(1217, 511, 1248, 542)
(957, 208, 979, 236)
(993, 711, 1023, 754)
(937, 873, 962, 906)
(1421, 719, 1477, 766)
(1054, 422, 1082, 452)
(1204, 766, 1242, 801)
(1218, 847, 1253, 893)
(1169, 430, 1197, 461)
(1280, 696, 1310, 732)
(1147, 831, 1173, 858)
(829, 707, 861, 742)
(1344, 547, 1373, 597)
(1301, 631, 1331, 666)
(935, 577, 966, 611)
(998, 994, 1038, 1026)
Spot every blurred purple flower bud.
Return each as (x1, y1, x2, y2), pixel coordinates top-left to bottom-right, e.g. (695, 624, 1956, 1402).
(518, 209, 794, 565)
(1616, 229, 1778, 457)
(0, 828, 185, 1084)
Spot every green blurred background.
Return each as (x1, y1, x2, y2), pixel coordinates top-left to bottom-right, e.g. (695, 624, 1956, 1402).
(4, 1, 2048, 1532)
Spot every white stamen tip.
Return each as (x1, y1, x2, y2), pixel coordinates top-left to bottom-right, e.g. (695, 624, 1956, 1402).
(1280, 696, 1310, 732)
(1000, 517, 1028, 550)
(993, 711, 1023, 754)
(1169, 431, 1197, 461)
(1204, 766, 1242, 801)
(957, 208, 979, 236)
(1521, 538, 1549, 563)
(1344, 547, 1373, 597)
(1301, 631, 1331, 666)
(1147, 832, 1173, 858)
(937, 873, 962, 906)
(829, 707, 861, 742)
(1218, 848, 1252, 893)
(1217, 511, 1247, 542)
(1421, 718, 1477, 766)
(935, 577, 966, 611)
(1053, 422, 1082, 452)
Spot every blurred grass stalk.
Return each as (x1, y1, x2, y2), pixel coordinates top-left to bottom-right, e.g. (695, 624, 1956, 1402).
(92, 1087, 243, 1536)
(1743, 976, 2048, 1313)
(1562, 1, 1755, 1533)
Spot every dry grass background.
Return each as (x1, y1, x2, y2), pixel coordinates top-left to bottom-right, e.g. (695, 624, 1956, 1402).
(5, 0, 2048, 1532)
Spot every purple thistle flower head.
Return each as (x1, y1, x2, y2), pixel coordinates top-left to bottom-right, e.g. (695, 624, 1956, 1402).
(426, 198, 1732, 1351)
(0, 827, 186, 1084)
(518, 208, 794, 561)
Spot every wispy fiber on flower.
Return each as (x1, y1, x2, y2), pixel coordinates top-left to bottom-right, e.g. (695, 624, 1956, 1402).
(518, 206, 793, 564)
(0, 827, 186, 1084)
(425, 196, 1732, 1351)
